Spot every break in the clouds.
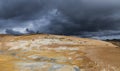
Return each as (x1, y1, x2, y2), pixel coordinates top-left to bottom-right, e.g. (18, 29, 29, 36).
(0, 0, 120, 39)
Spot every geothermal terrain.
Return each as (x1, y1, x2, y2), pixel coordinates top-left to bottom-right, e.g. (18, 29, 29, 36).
(0, 34, 120, 71)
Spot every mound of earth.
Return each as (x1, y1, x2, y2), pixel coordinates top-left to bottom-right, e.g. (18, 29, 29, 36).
(0, 34, 120, 71)
(106, 39, 120, 47)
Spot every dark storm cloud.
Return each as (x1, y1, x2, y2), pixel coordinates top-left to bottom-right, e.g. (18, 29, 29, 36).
(0, 0, 120, 39)
(0, 0, 45, 20)
(43, 0, 120, 35)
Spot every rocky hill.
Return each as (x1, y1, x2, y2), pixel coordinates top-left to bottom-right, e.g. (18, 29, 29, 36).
(0, 34, 120, 71)
(106, 39, 120, 47)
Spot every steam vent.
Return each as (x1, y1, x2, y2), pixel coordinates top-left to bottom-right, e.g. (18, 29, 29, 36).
(0, 34, 120, 71)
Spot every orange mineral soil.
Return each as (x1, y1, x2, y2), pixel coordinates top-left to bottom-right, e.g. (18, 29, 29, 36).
(0, 34, 120, 71)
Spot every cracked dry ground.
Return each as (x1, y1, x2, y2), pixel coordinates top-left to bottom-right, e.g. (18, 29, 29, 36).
(0, 34, 120, 71)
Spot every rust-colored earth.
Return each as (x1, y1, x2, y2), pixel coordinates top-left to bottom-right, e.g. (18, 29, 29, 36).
(0, 34, 120, 71)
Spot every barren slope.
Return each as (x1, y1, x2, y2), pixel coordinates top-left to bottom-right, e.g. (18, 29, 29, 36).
(0, 34, 120, 71)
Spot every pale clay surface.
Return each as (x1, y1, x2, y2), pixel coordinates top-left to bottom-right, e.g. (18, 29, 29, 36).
(0, 34, 119, 71)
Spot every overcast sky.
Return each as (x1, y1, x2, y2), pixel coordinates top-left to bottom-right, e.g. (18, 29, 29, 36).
(0, 0, 120, 39)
